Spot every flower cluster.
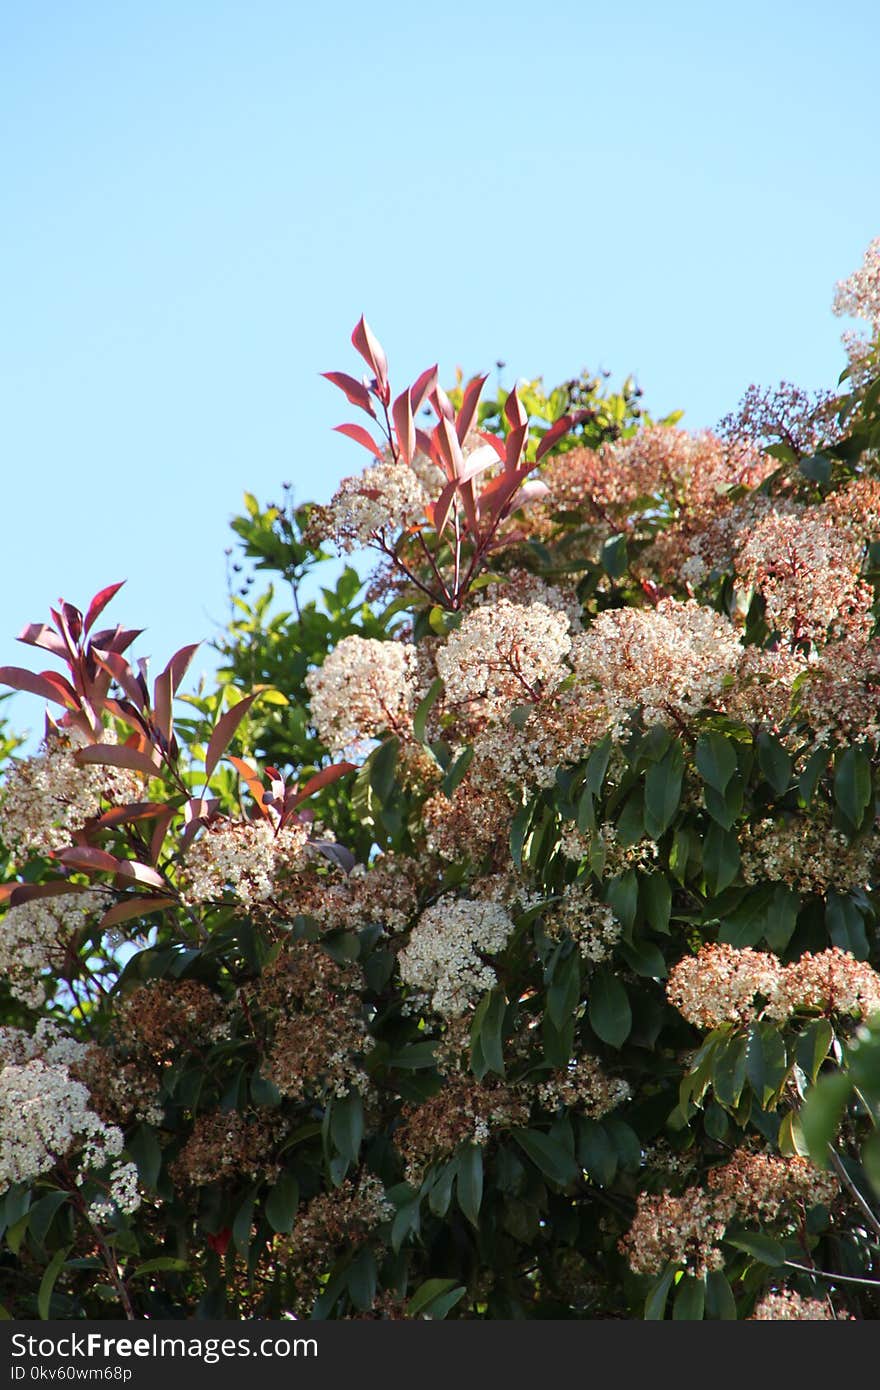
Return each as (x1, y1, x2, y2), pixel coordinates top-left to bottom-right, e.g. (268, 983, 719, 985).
(570, 598, 743, 735)
(0, 728, 140, 858)
(0, 889, 108, 1008)
(537, 1056, 630, 1116)
(398, 896, 516, 1016)
(749, 1289, 837, 1320)
(394, 1073, 529, 1184)
(0, 1058, 124, 1190)
(305, 635, 418, 753)
(667, 943, 880, 1029)
(181, 818, 310, 909)
(436, 599, 572, 718)
(736, 509, 871, 647)
(833, 235, 880, 383)
(540, 882, 622, 964)
(620, 1151, 837, 1277)
(739, 814, 878, 895)
(317, 459, 433, 552)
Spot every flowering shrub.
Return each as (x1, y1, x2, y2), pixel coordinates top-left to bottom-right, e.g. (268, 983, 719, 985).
(2, 241, 880, 1321)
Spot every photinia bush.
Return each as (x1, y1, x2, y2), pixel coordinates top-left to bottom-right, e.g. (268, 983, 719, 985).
(1, 241, 880, 1321)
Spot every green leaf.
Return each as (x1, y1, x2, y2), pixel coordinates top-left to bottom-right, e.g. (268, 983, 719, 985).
(471, 989, 507, 1078)
(799, 1073, 852, 1168)
(762, 884, 800, 953)
(547, 951, 581, 1030)
(641, 874, 672, 934)
(826, 891, 869, 959)
(512, 1128, 578, 1187)
(250, 1071, 282, 1107)
(724, 1231, 785, 1266)
(347, 1249, 377, 1312)
(127, 1125, 162, 1191)
(705, 1270, 737, 1320)
(584, 737, 612, 796)
(644, 1264, 676, 1320)
(618, 939, 667, 979)
(265, 1171, 300, 1235)
(129, 1257, 189, 1278)
(589, 970, 632, 1048)
(369, 736, 400, 803)
(605, 870, 638, 933)
(413, 677, 443, 744)
(577, 1119, 617, 1185)
(442, 745, 474, 798)
(644, 745, 684, 838)
(796, 1018, 834, 1085)
(756, 732, 792, 795)
(330, 1092, 364, 1164)
(387, 1041, 438, 1069)
(600, 532, 629, 579)
(408, 1278, 467, 1320)
(427, 1160, 458, 1218)
(391, 1197, 420, 1253)
(798, 748, 827, 807)
(712, 1035, 748, 1109)
(673, 1273, 706, 1320)
(834, 746, 872, 828)
(456, 1144, 484, 1227)
(38, 1245, 71, 1321)
(696, 732, 737, 794)
(702, 822, 740, 895)
(232, 1187, 258, 1257)
(510, 799, 537, 870)
(27, 1191, 70, 1250)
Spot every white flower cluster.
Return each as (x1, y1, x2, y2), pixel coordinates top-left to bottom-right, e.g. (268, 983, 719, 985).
(833, 235, 880, 383)
(437, 599, 572, 717)
(0, 1059, 123, 1189)
(89, 1160, 141, 1221)
(306, 635, 418, 753)
(667, 943, 880, 1029)
(0, 727, 140, 858)
(325, 460, 432, 551)
(538, 1056, 631, 1116)
(0, 1019, 88, 1069)
(182, 819, 309, 909)
(750, 1289, 837, 1320)
(0, 890, 108, 1008)
(398, 896, 516, 1016)
(571, 598, 743, 734)
(541, 881, 621, 964)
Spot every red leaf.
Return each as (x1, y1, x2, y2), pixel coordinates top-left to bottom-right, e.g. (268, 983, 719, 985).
(321, 371, 377, 417)
(91, 801, 169, 830)
(150, 805, 177, 864)
(476, 431, 506, 462)
(206, 1228, 231, 1257)
(392, 389, 415, 464)
(430, 384, 455, 422)
(204, 692, 261, 782)
(99, 895, 175, 931)
(504, 423, 528, 474)
(162, 643, 200, 694)
(428, 479, 458, 537)
(456, 374, 488, 444)
(287, 760, 357, 810)
(0, 666, 78, 710)
(415, 427, 435, 458)
(228, 755, 269, 814)
(409, 364, 438, 413)
(56, 846, 122, 875)
(16, 623, 68, 659)
(84, 582, 126, 635)
(6, 881, 93, 907)
(504, 386, 528, 432)
(534, 409, 592, 462)
(93, 650, 149, 712)
(351, 316, 389, 400)
(333, 423, 384, 457)
(115, 860, 168, 890)
(91, 625, 142, 656)
(434, 417, 466, 481)
(75, 743, 162, 779)
(459, 444, 498, 484)
(153, 667, 174, 746)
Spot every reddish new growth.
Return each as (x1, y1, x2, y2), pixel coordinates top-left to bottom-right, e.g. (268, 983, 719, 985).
(314, 317, 585, 610)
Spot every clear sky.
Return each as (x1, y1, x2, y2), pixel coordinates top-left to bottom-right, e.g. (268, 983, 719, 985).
(1, 0, 878, 740)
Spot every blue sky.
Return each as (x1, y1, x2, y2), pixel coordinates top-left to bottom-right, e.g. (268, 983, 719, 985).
(1, 0, 878, 741)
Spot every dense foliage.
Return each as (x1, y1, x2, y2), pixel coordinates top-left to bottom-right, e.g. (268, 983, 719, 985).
(2, 242, 880, 1321)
